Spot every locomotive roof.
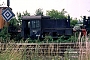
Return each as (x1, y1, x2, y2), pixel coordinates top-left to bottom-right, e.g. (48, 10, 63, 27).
(21, 16, 50, 20)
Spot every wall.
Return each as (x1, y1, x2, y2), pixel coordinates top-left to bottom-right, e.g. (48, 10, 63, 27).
(0, 8, 5, 29)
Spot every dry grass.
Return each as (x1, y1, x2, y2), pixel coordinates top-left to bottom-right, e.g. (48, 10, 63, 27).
(0, 44, 23, 60)
(0, 42, 90, 60)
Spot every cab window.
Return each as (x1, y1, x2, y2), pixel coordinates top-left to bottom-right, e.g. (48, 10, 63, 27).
(36, 20, 40, 28)
(31, 20, 40, 28)
(31, 21, 35, 28)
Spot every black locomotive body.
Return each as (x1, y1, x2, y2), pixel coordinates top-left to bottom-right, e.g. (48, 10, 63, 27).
(83, 16, 90, 34)
(21, 16, 73, 39)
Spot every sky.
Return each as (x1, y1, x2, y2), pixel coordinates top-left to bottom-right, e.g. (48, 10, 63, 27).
(0, 0, 90, 19)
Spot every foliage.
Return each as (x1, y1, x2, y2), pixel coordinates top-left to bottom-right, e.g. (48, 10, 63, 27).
(70, 19, 78, 26)
(17, 11, 30, 27)
(43, 36, 53, 43)
(8, 17, 21, 41)
(9, 17, 18, 26)
(67, 36, 77, 42)
(0, 26, 10, 42)
(23, 35, 77, 43)
(57, 36, 76, 43)
(22, 10, 30, 16)
(46, 9, 67, 19)
(17, 12, 22, 20)
(35, 8, 43, 16)
(17, 10, 30, 25)
(9, 17, 20, 31)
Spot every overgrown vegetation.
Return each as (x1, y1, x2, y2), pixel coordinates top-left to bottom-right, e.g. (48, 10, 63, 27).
(0, 9, 79, 60)
(0, 43, 79, 60)
(0, 8, 79, 43)
(0, 26, 11, 43)
(0, 25, 78, 43)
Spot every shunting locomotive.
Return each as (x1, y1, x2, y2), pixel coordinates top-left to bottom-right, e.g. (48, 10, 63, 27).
(21, 16, 73, 39)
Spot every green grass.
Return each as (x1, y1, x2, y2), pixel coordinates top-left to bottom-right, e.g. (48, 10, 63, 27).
(0, 43, 62, 60)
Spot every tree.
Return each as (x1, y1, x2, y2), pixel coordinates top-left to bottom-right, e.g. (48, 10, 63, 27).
(60, 9, 67, 15)
(17, 10, 30, 25)
(46, 9, 67, 19)
(35, 8, 43, 16)
(70, 19, 78, 26)
(22, 10, 30, 16)
(9, 17, 18, 26)
(17, 12, 22, 20)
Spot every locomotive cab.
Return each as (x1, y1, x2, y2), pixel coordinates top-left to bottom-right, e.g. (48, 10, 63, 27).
(21, 16, 50, 39)
(21, 16, 42, 39)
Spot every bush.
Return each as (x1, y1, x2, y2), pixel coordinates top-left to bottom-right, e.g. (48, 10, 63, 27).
(0, 26, 11, 43)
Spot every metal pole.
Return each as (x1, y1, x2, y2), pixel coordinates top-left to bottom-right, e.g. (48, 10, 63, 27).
(7, 0, 10, 7)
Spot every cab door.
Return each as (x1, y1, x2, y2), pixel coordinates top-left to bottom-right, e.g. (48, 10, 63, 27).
(30, 20, 41, 38)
